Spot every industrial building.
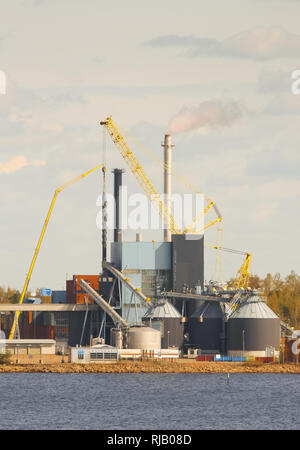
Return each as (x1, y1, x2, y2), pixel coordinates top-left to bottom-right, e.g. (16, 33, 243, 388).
(0, 116, 288, 361)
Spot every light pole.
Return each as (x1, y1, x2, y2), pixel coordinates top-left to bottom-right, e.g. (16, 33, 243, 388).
(167, 330, 170, 349)
(242, 330, 245, 358)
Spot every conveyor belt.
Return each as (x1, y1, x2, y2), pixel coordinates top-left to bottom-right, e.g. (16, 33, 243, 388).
(103, 261, 153, 308)
(79, 278, 129, 329)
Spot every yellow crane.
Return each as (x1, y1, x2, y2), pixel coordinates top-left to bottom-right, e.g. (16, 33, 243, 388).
(206, 244, 251, 290)
(9, 165, 103, 339)
(100, 116, 222, 235)
(233, 252, 251, 290)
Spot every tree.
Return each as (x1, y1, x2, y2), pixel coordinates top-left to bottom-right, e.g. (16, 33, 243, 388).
(8, 291, 21, 304)
(0, 351, 12, 365)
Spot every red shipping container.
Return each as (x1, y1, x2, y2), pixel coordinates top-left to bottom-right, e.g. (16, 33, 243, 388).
(196, 355, 214, 362)
(73, 275, 99, 304)
(255, 357, 274, 363)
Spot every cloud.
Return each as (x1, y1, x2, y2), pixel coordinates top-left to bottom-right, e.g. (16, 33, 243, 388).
(252, 179, 300, 223)
(264, 94, 300, 115)
(257, 69, 292, 93)
(22, 0, 48, 7)
(146, 27, 300, 60)
(146, 34, 221, 52)
(246, 148, 300, 179)
(0, 156, 46, 174)
(31, 159, 47, 167)
(167, 99, 243, 134)
(0, 156, 28, 174)
(0, 70, 6, 95)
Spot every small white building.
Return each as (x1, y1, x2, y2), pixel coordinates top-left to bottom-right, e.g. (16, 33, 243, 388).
(69, 345, 180, 363)
(70, 345, 118, 363)
(2, 339, 56, 355)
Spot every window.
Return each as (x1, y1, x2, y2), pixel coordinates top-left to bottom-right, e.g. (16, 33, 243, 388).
(78, 351, 84, 360)
(90, 352, 118, 360)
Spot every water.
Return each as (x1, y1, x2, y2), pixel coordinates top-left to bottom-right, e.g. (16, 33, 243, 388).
(0, 373, 299, 430)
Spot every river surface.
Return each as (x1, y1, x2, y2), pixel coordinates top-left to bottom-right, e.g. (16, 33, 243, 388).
(0, 373, 299, 430)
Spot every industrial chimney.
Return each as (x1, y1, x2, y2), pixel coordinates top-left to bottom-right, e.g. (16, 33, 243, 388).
(112, 168, 124, 243)
(162, 134, 174, 242)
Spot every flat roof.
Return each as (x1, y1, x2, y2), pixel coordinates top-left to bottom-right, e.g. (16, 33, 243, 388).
(0, 304, 100, 312)
(2, 339, 56, 344)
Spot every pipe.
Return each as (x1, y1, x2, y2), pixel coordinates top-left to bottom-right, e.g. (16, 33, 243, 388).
(112, 168, 124, 243)
(103, 261, 153, 308)
(162, 134, 174, 242)
(79, 279, 129, 329)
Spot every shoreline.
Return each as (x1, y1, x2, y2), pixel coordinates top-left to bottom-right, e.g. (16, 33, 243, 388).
(0, 361, 300, 374)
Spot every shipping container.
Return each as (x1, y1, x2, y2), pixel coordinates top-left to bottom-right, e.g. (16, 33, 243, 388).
(214, 356, 232, 362)
(196, 355, 214, 362)
(255, 357, 274, 363)
(73, 275, 99, 304)
(52, 290, 67, 304)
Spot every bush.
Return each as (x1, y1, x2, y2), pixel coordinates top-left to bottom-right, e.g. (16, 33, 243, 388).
(243, 360, 264, 367)
(0, 351, 12, 365)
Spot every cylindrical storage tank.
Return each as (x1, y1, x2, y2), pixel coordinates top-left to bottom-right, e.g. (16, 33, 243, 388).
(127, 326, 161, 350)
(142, 301, 184, 349)
(227, 295, 281, 357)
(194, 284, 202, 295)
(110, 328, 123, 349)
(189, 301, 225, 353)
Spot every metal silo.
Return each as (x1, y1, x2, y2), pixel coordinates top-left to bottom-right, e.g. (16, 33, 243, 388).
(110, 328, 123, 349)
(227, 295, 281, 357)
(142, 300, 184, 349)
(127, 326, 161, 350)
(189, 301, 226, 353)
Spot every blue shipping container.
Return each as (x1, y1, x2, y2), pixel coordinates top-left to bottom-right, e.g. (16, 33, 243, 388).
(52, 290, 67, 304)
(232, 356, 246, 362)
(214, 356, 233, 362)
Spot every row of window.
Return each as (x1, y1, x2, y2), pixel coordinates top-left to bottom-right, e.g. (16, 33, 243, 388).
(90, 352, 118, 360)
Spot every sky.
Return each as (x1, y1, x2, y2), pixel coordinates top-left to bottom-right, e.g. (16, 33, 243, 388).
(0, 0, 300, 291)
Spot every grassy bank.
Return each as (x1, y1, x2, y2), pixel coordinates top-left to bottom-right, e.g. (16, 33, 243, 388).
(0, 360, 299, 374)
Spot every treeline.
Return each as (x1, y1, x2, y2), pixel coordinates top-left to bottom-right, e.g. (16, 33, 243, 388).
(0, 286, 21, 304)
(0, 287, 48, 303)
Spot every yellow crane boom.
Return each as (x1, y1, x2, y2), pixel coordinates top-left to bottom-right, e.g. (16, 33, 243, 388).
(9, 165, 103, 339)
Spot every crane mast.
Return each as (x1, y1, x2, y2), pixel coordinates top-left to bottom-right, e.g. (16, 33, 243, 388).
(9, 165, 103, 339)
(233, 252, 251, 290)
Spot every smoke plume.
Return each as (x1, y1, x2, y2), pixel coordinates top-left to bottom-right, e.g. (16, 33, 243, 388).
(167, 99, 243, 134)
